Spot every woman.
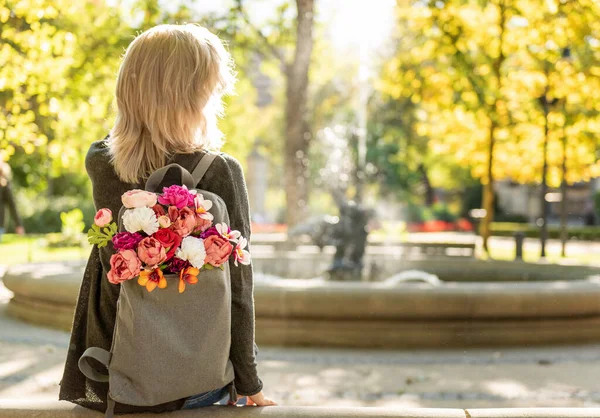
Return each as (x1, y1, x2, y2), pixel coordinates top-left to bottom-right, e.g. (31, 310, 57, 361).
(59, 24, 276, 413)
(0, 162, 24, 242)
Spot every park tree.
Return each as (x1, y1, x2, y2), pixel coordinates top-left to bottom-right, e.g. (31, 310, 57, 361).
(0, 0, 129, 194)
(505, 0, 600, 256)
(378, 0, 516, 249)
(234, 0, 315, 227)
(374, 16, 471, 205)
(381, 0, 600, 254)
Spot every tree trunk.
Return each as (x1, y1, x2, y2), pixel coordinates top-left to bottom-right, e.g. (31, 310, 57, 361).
(540, 97, 549, 259)
(419, 164, 435, 207)
(481, 0, 506, 255)
(560, 124, 568, 258)
(481, 119, 496, 254)
(284, 0, 314, 228)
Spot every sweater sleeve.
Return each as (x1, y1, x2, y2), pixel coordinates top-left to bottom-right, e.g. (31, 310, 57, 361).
(212, 153, 263, 396)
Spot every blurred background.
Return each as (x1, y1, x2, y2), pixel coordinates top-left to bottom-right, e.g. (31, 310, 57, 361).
(2, 0, 600, 263)
(3, 0, 600, 410)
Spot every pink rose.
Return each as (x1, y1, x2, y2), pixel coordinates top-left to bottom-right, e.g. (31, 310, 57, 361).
(94, 208, 113, 227)
(152, 204, 166, 218)
(158, 185, 195, 209)
(168, 206, 180, 223)
(137, 237, 167, 267)
(122, 189, 158, 208)
(107, 249, 141, 284)
(204, 234, 233, 267)
(172, 207, 197, 237)
(193, 214, 212, 234)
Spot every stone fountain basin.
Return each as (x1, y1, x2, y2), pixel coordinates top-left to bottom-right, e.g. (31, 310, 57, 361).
(4, 260, 600, 348)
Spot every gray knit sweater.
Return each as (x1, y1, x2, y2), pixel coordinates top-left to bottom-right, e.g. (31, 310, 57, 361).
(59, 140, 262, 413)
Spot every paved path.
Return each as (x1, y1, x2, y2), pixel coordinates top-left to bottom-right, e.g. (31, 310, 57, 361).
(1, 265, 600, 408)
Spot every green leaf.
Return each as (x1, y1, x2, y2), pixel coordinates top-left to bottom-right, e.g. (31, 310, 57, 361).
(87, 221, 118, 247)
(204, 264, 214, 271)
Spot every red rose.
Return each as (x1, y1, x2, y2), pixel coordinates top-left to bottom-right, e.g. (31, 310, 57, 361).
(152, 228, 182, 260)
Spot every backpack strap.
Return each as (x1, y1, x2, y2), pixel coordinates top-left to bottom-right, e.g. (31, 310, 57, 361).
(79, 347, 116, 418)
(78, 347, 111, 382)
(191, 151, 217, 186)
(145, 163, 195, 192)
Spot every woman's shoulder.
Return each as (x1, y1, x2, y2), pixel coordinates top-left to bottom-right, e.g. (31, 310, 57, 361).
(86, 137, 111, 166)
(85, 137, 116, 180)
(213, 151, 244, 179)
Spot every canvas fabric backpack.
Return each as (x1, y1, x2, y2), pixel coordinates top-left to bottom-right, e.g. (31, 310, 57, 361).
(78, 152, 236, 417)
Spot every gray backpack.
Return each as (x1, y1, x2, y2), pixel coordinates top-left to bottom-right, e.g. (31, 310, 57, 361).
(78, 153, 235, 417)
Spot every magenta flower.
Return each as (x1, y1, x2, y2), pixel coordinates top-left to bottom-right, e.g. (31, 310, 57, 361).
(157, 185, 196, 209)
(201, 222, 240, 242)
(112, 232, 144, 251)
(167, 257, 191, 274)
(200, 226, 219, 239)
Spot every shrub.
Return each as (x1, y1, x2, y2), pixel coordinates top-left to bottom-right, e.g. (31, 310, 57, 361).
(432, 203, 458, 223)
(21, 196, 96, 234)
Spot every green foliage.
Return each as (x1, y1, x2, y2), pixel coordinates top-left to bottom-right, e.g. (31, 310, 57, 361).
(203, 264, 225, 271)
(87, 222, 117, 248)
(61, 208, 85, 237)
(20, 195, 96, 234)
(431, 203, 458, 223)
(404, 202, 431, 223)
(45, 208, 87, 248)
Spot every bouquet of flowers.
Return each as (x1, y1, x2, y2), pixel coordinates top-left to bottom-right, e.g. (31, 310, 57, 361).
(87, 185, 251, 293)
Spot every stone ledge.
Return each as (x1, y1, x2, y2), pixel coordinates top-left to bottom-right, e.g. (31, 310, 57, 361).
(0, 400, 464, 418)
(6, 261, 600, 320)
(7, 262, 600, 347)
(1, 401, 600, 418)
(466, 409, 600, 418)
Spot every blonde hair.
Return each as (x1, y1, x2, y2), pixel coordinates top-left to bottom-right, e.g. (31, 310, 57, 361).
(109, 24, 236, 183)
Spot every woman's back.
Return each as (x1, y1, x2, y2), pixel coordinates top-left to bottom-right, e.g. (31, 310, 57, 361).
(60, 23, 273, 413)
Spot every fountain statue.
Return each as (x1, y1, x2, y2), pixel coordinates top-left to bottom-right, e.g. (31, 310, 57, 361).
(326, 188, 373, 281)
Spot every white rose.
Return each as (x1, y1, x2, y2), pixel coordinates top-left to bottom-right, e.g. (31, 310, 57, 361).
(176, 236, 206, 269)
(122, 207, 159, 235)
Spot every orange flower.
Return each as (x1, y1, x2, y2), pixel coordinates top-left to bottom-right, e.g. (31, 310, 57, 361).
(178, 266, 199, 293)
(138, 268, 167, 292)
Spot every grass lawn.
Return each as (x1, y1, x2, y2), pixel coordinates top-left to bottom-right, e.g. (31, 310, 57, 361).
(0, 234, 91, 265)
